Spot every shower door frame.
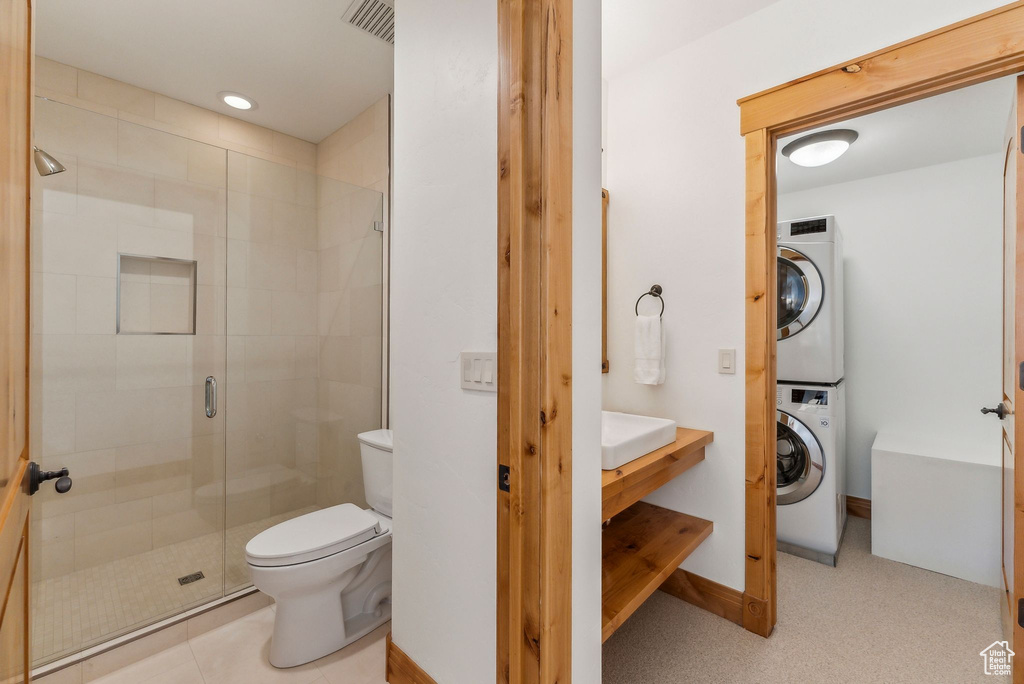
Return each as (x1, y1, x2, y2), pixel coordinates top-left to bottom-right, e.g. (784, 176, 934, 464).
(738, 0, 1024, 640)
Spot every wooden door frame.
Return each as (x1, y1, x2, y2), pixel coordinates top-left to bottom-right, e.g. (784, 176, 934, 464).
(738, 1, 1024, 639)
(497, 0, 574, 682)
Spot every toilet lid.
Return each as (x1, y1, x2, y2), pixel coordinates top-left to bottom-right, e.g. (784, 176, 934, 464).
(245, 503, 383, 567)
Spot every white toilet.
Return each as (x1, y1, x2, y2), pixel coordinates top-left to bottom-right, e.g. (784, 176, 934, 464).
(246, 429, 394, 668)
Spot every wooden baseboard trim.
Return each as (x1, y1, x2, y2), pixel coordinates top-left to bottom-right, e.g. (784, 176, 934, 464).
(847, 495, 871, 519)
(659, 569, 744, 627)
(386, 633, 437, 684)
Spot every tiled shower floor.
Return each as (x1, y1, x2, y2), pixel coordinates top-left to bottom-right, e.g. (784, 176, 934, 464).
(31, 507, 317, 666)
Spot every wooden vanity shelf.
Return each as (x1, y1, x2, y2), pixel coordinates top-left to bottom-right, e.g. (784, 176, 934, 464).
(602, 501, 713, 641)
(602, 427, 714, 520)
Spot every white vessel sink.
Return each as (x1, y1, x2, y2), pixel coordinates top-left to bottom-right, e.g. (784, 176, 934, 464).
(601, 411, 677, 470)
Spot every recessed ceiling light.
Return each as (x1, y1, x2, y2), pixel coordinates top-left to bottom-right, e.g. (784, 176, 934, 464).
(781, 129, 859, 167)
(218, 91, 257, 111)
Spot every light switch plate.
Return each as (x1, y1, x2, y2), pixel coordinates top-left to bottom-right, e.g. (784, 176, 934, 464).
(718, 348, 736, 374)
(461, 352, 497, 392)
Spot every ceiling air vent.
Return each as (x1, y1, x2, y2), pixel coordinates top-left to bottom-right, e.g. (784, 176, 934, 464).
(343, 0, 395, 46)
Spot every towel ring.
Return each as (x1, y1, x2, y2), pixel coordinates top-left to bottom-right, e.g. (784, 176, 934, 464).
(635, 284, 664, 318)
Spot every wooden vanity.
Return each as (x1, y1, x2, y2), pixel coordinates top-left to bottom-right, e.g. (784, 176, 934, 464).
(601, 427, 714, 641)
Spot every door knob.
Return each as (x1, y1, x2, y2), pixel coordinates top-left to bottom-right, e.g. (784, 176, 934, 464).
(27, 462, 72, 495)
(981, 403, 1008, 420)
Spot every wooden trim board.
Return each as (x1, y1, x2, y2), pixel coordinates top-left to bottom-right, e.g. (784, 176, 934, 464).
(497, 0, 574, 681)
(602, 188, 609, 373)
(386, 633, 438, 684)
(847, 496, 871, 520)
(738, 2, 1024, 642)
(659, 569, 744, 627)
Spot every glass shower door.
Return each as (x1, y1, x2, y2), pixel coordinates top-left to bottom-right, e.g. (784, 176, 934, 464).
(30, 97, 227, 665)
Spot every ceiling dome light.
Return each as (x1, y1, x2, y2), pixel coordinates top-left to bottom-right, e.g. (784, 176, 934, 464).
(781, 129, 859, 167)
(218, 91, 257, 111)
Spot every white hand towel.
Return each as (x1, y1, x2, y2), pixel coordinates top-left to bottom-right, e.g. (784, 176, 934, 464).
(634, 314, 665, 385)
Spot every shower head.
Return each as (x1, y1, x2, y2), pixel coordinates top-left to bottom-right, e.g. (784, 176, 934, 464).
(33, 147, 66, 176)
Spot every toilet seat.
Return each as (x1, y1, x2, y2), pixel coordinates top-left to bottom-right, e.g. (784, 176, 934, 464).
(245, 503, 383, 567)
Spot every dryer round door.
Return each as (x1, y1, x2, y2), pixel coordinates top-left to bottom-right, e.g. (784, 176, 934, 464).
(776, 410, 825, 505)
(777, 246, 823, 341)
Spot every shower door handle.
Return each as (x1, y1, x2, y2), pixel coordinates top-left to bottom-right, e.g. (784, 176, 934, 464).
(205, 376, 217, 418)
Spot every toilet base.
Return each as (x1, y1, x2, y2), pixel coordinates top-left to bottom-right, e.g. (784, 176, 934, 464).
(269, 597, 392, 668)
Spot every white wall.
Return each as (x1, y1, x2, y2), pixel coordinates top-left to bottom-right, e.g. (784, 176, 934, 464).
(778, 154, 1004, 499)
(392, 1, 603, 681)
(603, 0, 1006, 592)
(391, 0, 498, 679)
(573, 1, 603, 679)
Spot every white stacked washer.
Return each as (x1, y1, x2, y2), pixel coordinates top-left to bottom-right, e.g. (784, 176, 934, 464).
(776, 382, 846, 565)
(776, 215, 847, 564)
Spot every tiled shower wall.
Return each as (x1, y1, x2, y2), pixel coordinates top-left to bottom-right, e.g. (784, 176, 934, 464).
(30, 59, 388, 664)
(222, 152, 321, 590)
(315, 97, 389, 510)
(31, 97, 230, 583)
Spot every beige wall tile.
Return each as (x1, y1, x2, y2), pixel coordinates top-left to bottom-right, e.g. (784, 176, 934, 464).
(77, 71, 155, 119)
(118, 226, 192, 265)
(33, 153, 79, 216)
(39, 212, 118, 278)
(35, 98, 117, 165)
(154, 178, 226, 236)
(40, 273, 77, 335)
(187, 141, 227, 188)
(115, 336, 189, 389)
(244, 337, 295, 382)
(36, 57, 78, 97)
(117, 121, 189, 180)
(77, 160, 156, 226)
(248, 243, 296, 291)
(40, 392, 76, 457)
(154, 95, 219, 140)
(218, 116, 273, 153)
(41, 334, 116, 396)
(77, 276, 117, 334)
(272, 132, 315, 167)
(271, 291, 317, 336)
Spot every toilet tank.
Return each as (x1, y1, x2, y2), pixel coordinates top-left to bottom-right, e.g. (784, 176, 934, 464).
(357, 429, 393, 517)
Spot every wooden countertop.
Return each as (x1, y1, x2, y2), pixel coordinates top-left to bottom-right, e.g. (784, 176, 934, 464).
(601, 427, 714, 520)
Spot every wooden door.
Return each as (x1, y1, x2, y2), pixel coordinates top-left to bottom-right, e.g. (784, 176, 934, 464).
(0, 0, 33, 681)
(1003, 74, 1024, 684)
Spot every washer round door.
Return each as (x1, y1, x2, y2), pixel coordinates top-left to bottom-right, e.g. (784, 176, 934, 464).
(777, 246, 823, 341)
(776, 410, 825, 505)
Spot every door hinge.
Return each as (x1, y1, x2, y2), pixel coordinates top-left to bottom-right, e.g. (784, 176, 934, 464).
(1019, 598, 1024, 628)
(498, 464, 510, 492)
(1020, 362, 1024, 391)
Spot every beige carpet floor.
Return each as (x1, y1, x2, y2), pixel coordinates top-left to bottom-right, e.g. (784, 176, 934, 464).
(603, 517, 1007, 683)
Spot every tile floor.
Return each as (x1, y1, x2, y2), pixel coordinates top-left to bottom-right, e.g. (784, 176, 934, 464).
(33, 507, 317, 665)
(84, 607, 387, 684)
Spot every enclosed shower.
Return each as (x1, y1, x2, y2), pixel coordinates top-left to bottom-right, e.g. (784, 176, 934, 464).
(29, 94, 386, 667)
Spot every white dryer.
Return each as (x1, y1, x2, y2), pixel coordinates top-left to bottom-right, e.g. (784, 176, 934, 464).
(777, 215, 844, 384)
(776, 381, 846, 565)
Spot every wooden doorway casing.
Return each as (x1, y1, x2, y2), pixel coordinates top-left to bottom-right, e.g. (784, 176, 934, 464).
(738, 1, 1024, 640)
(0, 0, 33, 680)
(496, 0, 574, 682)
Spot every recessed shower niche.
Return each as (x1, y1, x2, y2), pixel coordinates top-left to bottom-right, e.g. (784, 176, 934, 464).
(117, 254, 198, 334)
